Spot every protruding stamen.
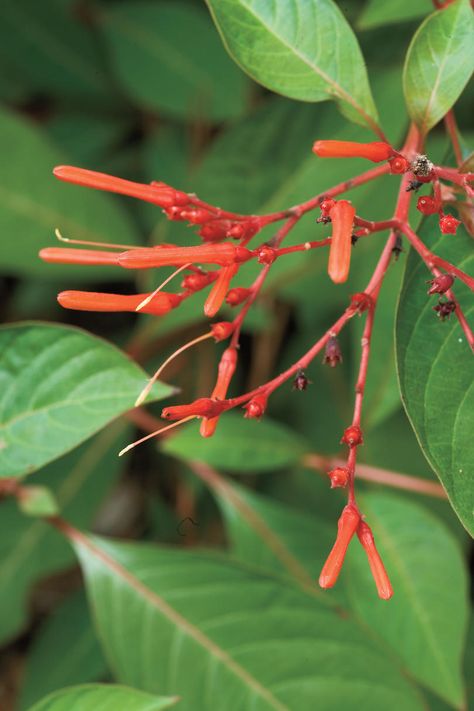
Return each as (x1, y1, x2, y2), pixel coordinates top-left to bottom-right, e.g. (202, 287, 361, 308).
(135, 263, 191, 312)
(134, 331, 213, 407)
(118, 415, 196, 457)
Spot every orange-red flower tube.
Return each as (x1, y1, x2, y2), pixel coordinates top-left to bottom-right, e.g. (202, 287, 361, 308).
(39, 247, 120, 266)
(204, 265, 238, 317)
(200, 346, 238, 437)
(161, 398, 225, 421)
(357, 521, 393, 600)
(319, 504, 360, 589)
(118, 244, 253, 270)
(327, 200, 356, 284)
(57, 290, 182, 315)
(312, 140, 393, 162)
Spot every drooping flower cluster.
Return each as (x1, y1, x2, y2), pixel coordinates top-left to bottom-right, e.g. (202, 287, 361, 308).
(40, 134, 474, 600)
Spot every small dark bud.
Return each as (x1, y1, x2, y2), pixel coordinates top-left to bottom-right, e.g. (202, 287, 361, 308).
(351, 234, 359, 246)
(427, 274, 454, 295)
(350, 292, 373, 313)
(406, 180, 423, 192)
(293, 369, 310, 391)
(392, 234, 403, 261)
(323, 337, 343, 368)
(433, 299, 456, 321)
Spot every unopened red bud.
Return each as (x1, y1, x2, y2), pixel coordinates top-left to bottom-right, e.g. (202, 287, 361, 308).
(427, 274, 454, 295)
(211, 321, 234, 341)
(257, 245, 277, 264)
(433, 299, 456, 320)
(180, 208, 215, 225)
(244, 394, 268, 419)
(341, 425, 363, 447)
(181, 270, 218, 292)
(225, 287, 251, 307)
(388, 155, 409, 174)
(416, 195, 440, 215)
(357, 521, 393, 600)
(320, 198, 336, 216)
(161, 398, 224, 421)
(201, 347, 238, 438)
(328, 200, 355, 284)
(150, 181, 189, 206)
(164, 206, 186, 221)
(199, 220, 233, 242)
(411, 154, 433, 179)
(439, 213, 461, 235)
(313, 141, 393, 163)
(323, 336, 343, 367)
(293, 369, 310, 391)
(319, 504, 360, 589)
(328, 467, 349, 488)
(350, 292, 373, 313)
(57, 290, 181, 315)
(227, 221, 259, 241)
(39, 247, 120, 266)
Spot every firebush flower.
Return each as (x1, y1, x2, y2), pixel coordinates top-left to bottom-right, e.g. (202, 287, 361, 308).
(327, 200, 356, 284)
(313, 140, 393, 162)
(319, 505, 360, 588)
(357, 522, 393, 600)
(57, 290, 182, 315)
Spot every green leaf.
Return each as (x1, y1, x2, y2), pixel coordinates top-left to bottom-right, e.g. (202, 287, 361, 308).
(396, 221, 474, 535)
(17, 485, 60, 518)
(403, 0, 474, 134)
(28, 685, 178, 711)
(18, 591, 108, 710)
(0, 107, 139, 280)
(0, 423, 129, 644)
(100, 0, 248, 121)
(0, 323, 173, 477)
(358, 0, 431, 30)
(345, 492, 468, 707)
(205, 0, 380, 131)
(0, 0, 117, 104)
(74, 534, 424, 710)
(162, 413, 307, 472)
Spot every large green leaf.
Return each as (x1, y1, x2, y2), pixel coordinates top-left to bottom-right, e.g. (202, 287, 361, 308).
(28, 685, 178, 711)
(19, 590, 107, 710)
(358, 0, 431, 29)
(403, 0, 474, 134)
(205, 474, 467, 704)
(205, 0, 380, 131)
(0, 107, 139, 279)
(74, 533, 424, 710)
(100, 1, 248, 121)
(162, 413, 307, 472)
(0, 423, 128, 644)
(0, 323, 173, 477)
(346, 492, 468, 707)
(396, 221, 474, 535)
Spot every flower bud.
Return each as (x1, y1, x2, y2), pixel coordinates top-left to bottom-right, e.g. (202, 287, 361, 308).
(244, 393, 268, 419)
(227, 221, 259, 241)
(328, 467, 349, 488)
(204, 265, 238, 317)
(350, 292, 373, 313)
(323, 336, 343, 367)
(416, 196, 440, 215)
(211, 321, 234, 341)
(257, 245, 277, 265)
(341, 425, 363, 447)
(388, 155, 409, 174)
(427, 274, 454, 295)
(292, 369, 310, 391)
(439, 213, 461, 235)
(319, 505, 360, 589)
(179, 208, 215, 224)
(312, 141, 393, 162)
(433, 299, 456, 320)
(200, 347, 237, 438)
(328, 200, 356, 284)
(226, 287, 251, 307)
(357, 521, 393, 600)
(199, 221, 233, 242)
(181, 271, 218, 292)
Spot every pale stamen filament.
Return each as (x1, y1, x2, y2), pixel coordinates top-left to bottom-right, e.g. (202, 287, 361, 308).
(135, 263, 192, 312)
(55, 227, 139, 251)
(119, 415, 196, 457)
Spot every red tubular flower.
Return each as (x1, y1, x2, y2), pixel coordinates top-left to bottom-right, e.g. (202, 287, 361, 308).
(327, 200, 356, 284)
(200, 347, 237, 437)
(53, 166, 189, 207)
(57, 290, 182, 315)
(226, 287, 251, 307)
(313, 140, 393, 162)
(39, 247, 120, 266)
(357, 521, 393, 600)
(204, 265, 238, 317)
(118, 244, 253, 269)
(319, 505, 360, 589)
(243, 393, 268, 419)
(161, 398, 225, 421)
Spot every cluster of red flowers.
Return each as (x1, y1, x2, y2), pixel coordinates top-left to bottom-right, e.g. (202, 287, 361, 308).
(40, 135, 473, 600)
